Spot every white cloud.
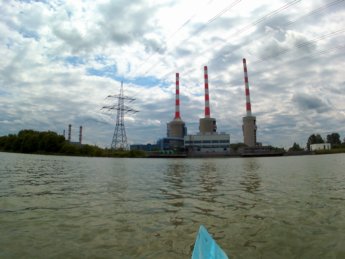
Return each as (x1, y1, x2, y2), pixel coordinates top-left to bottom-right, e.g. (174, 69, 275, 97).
(1, 0, 345, 149)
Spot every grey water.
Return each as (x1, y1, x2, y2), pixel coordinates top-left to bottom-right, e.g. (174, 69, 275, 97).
(0, 152, 344, 259)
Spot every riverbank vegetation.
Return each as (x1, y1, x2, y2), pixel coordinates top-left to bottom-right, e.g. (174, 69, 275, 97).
(2, 129, 345, 158)
(306, 132, 345, 153)
(0, 130, 146, 158)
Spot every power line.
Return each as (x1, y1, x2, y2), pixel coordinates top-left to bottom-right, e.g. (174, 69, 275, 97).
(253, 28, 345, 64)
(189, 0, 242, 37)
(285, 0, 345, 27)
(131, 0, 344, 99)
(208, 0, 302, 63)
(237, 0, 344, 57)
(134, 0, 215, 75)
(216, 0, 345, 61)
(143, 0, 301, 80)
(171, 0, 344, 84)
(142, 0, 243, 76)
(150, 2, 299, 89)
(212, 43, 345, 88)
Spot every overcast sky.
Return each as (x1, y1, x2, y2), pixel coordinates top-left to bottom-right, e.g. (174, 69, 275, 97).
(1, 0, 344, 148)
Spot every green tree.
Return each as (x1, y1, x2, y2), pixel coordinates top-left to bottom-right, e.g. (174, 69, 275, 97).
(21, 134, 39, 153)
(326, 133, 341, 145)
(0, 129, 146, 157)
(307, 134, 324, 150)
(288, 142, 303, 152)
(60, 142, 79, 155)
(39, 131, 65, 152)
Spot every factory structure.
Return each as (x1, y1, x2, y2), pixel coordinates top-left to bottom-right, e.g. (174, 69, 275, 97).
(132, 58, 268, 157)
(64, 124, 83, 145)
(242, 58, 257, 147)
(157, 72, 187, 151)
(183, 66, 230, 156)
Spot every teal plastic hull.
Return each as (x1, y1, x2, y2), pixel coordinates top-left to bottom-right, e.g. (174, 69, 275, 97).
(192, 225, 229, 259)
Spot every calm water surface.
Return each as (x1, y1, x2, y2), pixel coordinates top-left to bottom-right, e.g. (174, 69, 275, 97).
(0, 152, 344, 258)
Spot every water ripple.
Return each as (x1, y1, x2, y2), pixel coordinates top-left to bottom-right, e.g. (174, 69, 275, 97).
(1, 153, 345, 258)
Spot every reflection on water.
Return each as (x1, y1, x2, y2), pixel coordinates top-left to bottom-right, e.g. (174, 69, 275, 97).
(1, 153, 345, 258)
(240, 158, 261, 194)
(199, 161, 219, 195)
(161, 161, 189, 227)
(165, 161, 187, 191)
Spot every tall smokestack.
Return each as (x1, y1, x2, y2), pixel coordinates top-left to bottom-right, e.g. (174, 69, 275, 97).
(68, 124, 71, 142)
(204, 66, 211, 118)
(167, 72, 186, 140)
(79, 126, 82, 144)
(243, 58, 252, 116)
(174, 73, 181, 120)
(242, 58, 257, 147)
(199, 66, 216, 134)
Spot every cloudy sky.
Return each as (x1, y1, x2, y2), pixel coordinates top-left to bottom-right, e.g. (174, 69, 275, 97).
(1, 0, 344, 148)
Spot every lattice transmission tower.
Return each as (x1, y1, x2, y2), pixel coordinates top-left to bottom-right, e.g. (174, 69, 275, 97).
(102, 81, 138, 150)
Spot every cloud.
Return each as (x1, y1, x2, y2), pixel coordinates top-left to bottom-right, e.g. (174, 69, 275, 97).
(97, 0, 159, 46)
(292, 93, 331, 113)
(1, 0, 345, 149)
(142, 38, 167, 54)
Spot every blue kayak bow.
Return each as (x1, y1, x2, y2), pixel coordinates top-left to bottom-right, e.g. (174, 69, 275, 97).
(192, 225, 229, 259)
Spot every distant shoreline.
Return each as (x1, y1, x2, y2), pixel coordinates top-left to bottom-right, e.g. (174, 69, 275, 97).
(2, 149, 344, 159)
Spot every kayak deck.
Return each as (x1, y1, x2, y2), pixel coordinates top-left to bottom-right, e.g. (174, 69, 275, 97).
(192, 225, 229, 259)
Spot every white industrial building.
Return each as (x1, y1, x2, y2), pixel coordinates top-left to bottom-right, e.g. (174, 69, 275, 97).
(184, 133, 230, 155)
(310, 143, 331, 151)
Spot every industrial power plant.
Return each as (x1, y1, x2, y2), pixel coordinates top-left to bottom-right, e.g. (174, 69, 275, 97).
(131, 59, 283, 157)
(64, 124, 83, 145)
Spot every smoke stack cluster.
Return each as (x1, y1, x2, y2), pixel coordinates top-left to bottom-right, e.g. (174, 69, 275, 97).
(66, 124, 83, 144)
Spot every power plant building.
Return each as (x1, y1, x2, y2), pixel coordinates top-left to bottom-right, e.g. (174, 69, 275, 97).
(167, 73, 187, 139)
(184, 133, 230, 154)
(143, 59, 278, 157)
(158, 73, 187, 151)
(66, 124, 83, 145)
(184, 66, 230, 156)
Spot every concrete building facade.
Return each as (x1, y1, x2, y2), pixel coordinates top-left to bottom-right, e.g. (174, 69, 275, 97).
(184, 133, 230, 155)
(199, 117, 217, 134)
(242, 58, 257, 147)
(242, 116, 257, 147)
(310, 143, 331, 151)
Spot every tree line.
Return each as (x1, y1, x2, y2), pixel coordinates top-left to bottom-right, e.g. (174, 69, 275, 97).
(288, 132, 345, 152)
(0, 129, 145, 157)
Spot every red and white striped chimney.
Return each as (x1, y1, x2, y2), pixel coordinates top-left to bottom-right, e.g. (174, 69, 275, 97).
(174, 73, 181, 120)
(243, 58, 252, 116)
(204, 66, 211, 118)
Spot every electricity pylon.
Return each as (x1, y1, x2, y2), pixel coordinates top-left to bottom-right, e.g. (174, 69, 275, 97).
(102, 81, 138, 150)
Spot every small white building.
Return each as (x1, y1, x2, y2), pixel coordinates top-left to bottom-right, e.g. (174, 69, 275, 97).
(310, 143, 331, 151)
(184, 133, 230, 156)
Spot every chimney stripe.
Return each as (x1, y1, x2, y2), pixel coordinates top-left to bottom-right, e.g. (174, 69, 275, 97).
(175, 73, 181, 119)
(243, 58, 252, 116)
(204, 66, 211, 118)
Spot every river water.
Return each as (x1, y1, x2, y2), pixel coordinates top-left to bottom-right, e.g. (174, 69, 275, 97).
(0, 152, 344, 258)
